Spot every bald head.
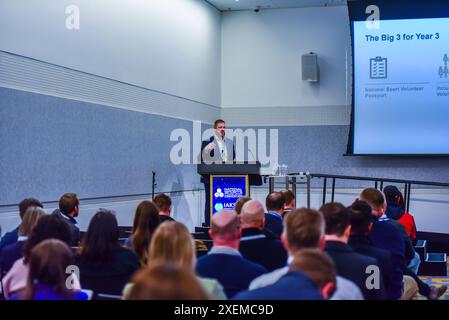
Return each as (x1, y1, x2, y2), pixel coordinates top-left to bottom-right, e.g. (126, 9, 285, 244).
(240, 200, 265, 229)
(210, 210, 241, 243)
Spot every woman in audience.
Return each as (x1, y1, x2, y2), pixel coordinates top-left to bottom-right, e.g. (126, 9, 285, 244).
(124, 221, 226, 300)
(2, 214, 76, 299)
(0, 206, 45, 277)
(12, 239, 88, 300)
(126, 200, 160, 265)
(126, 262, 209, 300)
(75, 209, 140, 296)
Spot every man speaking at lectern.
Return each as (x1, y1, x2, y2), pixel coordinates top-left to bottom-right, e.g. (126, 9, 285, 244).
(200, 119, 234, 226)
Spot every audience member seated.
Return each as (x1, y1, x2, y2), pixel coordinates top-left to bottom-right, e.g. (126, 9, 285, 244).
(2, 214, 76, 299)
(320, 202, 386, 300)
(51, 193, 81, 246)
(264, 192, 285, 237)
(10, 239, 88, 300)
(234, 249, 331, 300)
(0, 198, 43, 252)
(75, 209, 140, 297)
(383, 185, 420, 273)
(196, 210, 267, 299)
(0, 206, 45, 277)
(348, 200, 402, 300)
(360, 188, 447, 300)
(125, 200, 160, 265)
(280, 189, 295, 218)
(126, 263, 209, 300)
(123, 221, 226, 300)
(154, 193, 175, 223)
(250, 208, 363, 300)
(234, 197, 251, 215)
(238, 200, 287, 271)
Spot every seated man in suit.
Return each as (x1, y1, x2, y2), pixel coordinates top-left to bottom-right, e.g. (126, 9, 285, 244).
(264, 192, 285, 238)
(320, 202, 386, 300)
(153, 193, 175, 224)
(234, 249, 334, 300)
(52, 193, 80, 246)
(238, 200, 287, 271)
(348, 200, 403, 300)
(195, 210, 267, 299)
(250, 208, 363, 300)
(200, 119, 234, 226)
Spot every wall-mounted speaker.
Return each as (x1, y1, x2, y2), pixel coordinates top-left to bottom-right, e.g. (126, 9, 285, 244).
(301, 52, 319, 82)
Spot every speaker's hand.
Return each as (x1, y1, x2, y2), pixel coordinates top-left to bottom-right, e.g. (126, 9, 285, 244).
(205, 142, 215, 152)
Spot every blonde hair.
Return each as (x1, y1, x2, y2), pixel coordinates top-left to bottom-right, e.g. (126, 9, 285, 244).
(148, 221, 195, 269)
(19, 206, 46, 237)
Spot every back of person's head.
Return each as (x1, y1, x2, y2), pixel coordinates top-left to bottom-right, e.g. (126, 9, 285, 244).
(281, 189, 295, 208)
(349, 200, 374, 236)
(23, 214, 72, 264)
(234, 197, 252, 215)
(132, 201, 160, 264)
(23, 239, 74, 300)
(78, 209, 119, 267)
(153, 194, 172, 214)
(149, 221, 195, 269)
(266, 192, 285, 212)
(283, 208, 324, 252)
(19, 206, 46, 237)
(289, 249, 337, 299)
(359, 188, 385, 214)
(383, 185, 405, 210)
(126, 262, 209, 300)
(210, 210, 240, 243)
(319, 202, 350, 237)
(18, 198, 43, 219)
(59, 193, 79, 216)
(240, 200, 264, 229)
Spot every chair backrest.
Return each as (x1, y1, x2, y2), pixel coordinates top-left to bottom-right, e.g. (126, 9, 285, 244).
(95, 293, 122, 300)
(80, 274, 131, 298)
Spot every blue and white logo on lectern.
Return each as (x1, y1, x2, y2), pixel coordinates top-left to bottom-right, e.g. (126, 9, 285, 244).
(214, 188, 224, 198)
(211, 175, 249, 215)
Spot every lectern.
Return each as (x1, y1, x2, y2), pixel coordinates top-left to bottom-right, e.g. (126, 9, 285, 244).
(197, 161, 262, 216)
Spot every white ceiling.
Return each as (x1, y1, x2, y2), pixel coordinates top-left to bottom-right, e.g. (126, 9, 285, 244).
(206, 0, 347, 11)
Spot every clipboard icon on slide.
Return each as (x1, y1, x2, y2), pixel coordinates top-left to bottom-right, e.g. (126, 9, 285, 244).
(370, 56, 387, 79)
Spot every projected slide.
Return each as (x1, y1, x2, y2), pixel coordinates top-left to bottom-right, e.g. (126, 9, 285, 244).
(353, 18, 449, 154)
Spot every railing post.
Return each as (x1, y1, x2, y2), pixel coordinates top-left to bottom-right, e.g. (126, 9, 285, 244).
(331, 178, 336, 203)
(306, 174, 311, 209)
(322, 177, 327, 205)
(406, 184, 411, 212)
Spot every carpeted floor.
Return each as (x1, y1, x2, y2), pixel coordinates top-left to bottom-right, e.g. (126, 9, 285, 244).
(419, 258, 449, 300)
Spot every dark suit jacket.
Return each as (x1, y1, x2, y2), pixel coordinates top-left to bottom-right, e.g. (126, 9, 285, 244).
(0, 226, 19, 252)
(349, 235, 402, 300)
(239, 227, 288, 271)
(196, 251, 267, 298)
(159, 215, 175, 224)
(233, 271, 323, 300)
(0, 241, 24, 277)
(325, 240, 386, 300)
(52, 209, 80, 246)
(264, 212, 284, 238)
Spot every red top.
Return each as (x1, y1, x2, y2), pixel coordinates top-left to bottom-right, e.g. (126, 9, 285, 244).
(398, 212, 417, 241)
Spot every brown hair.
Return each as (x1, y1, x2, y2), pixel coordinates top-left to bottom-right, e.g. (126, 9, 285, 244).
(59, 193, 79, 215)
(281, 189, 295, 207)
(359, 188, 385, 212)
(289, 248, 336, 295)
(234, 197, 251, 215)
(18, 207, 46, 237)
(22, 239, 75, 300)
(284, 208, 324, 251)
(213, 119, 225, 129)
(18, 198, 43, 219)
(126, 263, 209, 300)
(132, 201, 160, 265)
(266, 192, 285, 211)
(149, 221, 195, 269)
(319, 202, 350, 236)
(153, 193, 172, 213)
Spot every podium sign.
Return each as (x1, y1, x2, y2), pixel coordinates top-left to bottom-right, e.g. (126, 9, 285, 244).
(210, 175, 249, 216)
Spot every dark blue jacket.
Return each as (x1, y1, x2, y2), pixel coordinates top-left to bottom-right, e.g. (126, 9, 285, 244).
(264, 212, 283, 238)
(325, 241, 386, 300)
(0, 226, 19, 252)
(239, 228, 287, 271)
(349, 235, 402, 300)
(0, 241, 24, 277)
(196, 251, 267, 299)
(233, 271, 323, 300)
